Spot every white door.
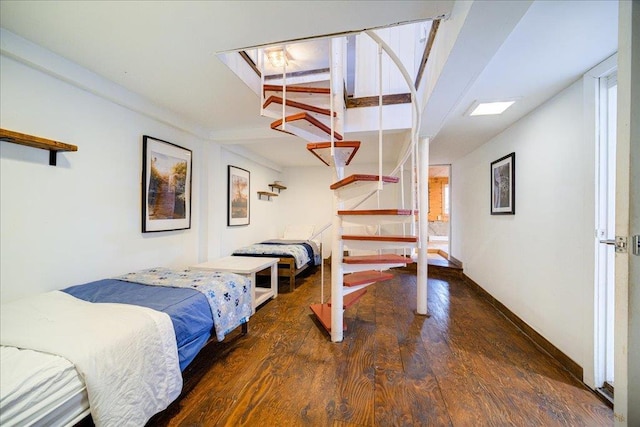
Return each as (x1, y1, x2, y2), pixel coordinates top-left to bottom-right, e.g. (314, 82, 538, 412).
(613, 1, 638, 423)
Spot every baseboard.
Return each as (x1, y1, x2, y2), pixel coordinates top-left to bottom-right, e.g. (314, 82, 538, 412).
(448, 255, 463, 268)
(461, 273, 583, 382)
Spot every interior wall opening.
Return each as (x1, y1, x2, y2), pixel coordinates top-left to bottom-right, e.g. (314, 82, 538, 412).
(428, 164, 451, 261)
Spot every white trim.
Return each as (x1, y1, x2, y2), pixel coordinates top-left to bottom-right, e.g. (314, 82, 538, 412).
(221, 145, 283, 173)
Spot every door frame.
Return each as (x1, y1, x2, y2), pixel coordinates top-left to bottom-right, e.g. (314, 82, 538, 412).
(584, 53, 617, 390)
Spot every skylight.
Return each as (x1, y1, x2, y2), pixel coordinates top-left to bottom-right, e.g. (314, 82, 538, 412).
(468, 101, 515, 116)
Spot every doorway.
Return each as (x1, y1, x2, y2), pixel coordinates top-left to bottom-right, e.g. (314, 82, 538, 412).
(427, 165, 451, 261)
(595, 70, 617, 401)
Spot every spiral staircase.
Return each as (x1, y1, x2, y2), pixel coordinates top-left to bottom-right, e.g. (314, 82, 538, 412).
(254, 32, 429, 343)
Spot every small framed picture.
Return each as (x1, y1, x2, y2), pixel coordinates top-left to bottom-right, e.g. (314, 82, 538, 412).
(142, 135, 192, 232)
(228, 165, 250, 226)
(491, 152, 515, 215)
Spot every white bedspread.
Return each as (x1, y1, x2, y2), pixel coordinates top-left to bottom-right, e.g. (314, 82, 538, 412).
(0, 291, 182, 427)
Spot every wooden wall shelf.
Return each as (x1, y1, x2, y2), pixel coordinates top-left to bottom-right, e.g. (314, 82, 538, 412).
(0, 128, 78, 166)
(268, 182, 287, 193)
(258, 191, 278, 200)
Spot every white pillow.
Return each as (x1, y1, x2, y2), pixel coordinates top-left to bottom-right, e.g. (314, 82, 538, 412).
(283, 224, 314, 240)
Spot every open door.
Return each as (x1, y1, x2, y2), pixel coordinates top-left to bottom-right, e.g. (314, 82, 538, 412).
(613, 2, 638, 424)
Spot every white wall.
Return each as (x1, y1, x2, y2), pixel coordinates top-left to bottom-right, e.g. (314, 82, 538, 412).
(0, 54, 207, 302)
(0, 50, 304, 303)
(279, 162, 403, 257)
(216, 148, 284, 257)
(451, 78, 595, 376)
(279, 165, 334, 252)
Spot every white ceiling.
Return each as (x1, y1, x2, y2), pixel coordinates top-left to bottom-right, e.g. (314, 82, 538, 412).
(427, 0, 618, 164)
(0, 1, 618, 168)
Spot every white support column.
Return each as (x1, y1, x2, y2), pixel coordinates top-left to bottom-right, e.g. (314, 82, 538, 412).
(330, 37, 346, 155)
(331, 166, 345, 342)
(417, 137, 429, 315)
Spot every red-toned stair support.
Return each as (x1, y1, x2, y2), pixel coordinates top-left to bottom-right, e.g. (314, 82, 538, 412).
(310, 289, 368, 331)
(342, 254, 414, 265)
(343, 270, 394, 287)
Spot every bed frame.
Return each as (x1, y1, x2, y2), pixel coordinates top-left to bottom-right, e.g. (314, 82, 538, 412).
(258, 257, 313, 292)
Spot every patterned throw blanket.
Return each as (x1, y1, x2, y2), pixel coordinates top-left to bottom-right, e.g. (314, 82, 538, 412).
(115, 268, 251, 341)
(232, 243, 311, 268)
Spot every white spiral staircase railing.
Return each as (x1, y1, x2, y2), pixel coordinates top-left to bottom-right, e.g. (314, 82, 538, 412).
(258, 30, 428, 342)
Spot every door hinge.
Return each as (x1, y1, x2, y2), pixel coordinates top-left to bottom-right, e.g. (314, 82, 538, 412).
(615, 236, 627, 253)
(633, 235, 640, 256)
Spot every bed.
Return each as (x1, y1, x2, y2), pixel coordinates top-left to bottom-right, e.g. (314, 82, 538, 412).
(231, 225, 321, 292)
(0, 267, 251, 427)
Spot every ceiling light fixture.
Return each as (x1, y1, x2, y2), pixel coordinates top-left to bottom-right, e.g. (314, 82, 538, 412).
(266, 48, 290, 68)
(467, 100, 516, 116)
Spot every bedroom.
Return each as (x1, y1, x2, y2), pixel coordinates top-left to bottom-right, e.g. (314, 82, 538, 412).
(1, 0, 638, 425)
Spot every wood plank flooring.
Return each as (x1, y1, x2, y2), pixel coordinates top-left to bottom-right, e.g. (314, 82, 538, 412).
(149, 267, 612, 426)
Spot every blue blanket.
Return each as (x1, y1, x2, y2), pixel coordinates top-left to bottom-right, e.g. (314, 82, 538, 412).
(260, 241, 316, 265)
(232, 240, 318, 268)
(64, 279, 212, 371)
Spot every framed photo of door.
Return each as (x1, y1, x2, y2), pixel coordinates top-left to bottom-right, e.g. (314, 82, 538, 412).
(142, 135, 192, 232)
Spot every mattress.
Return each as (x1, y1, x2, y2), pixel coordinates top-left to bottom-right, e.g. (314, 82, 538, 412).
(63, 278, 213, 370)
(0, 346, 89, 427)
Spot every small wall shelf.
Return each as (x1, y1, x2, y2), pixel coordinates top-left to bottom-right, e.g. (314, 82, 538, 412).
(268, 182, 287, 193)
(258, 191, 278, 200)
(0, 128, 78, 166)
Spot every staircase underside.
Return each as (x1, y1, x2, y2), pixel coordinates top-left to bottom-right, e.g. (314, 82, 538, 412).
(330, 174, 399, 190)
(271, 112, 343, 141)
(263, 95, 335, 118)
(339, 209, 417, 226)
(342, 234, 417, 243)
(343, 254, 414, 264)
(307, 141, 360, 167)
(343, 270, 394, 287)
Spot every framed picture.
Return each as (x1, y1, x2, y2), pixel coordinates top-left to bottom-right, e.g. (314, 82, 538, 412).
(490, 152, 515, 215)
(228, 165, 250, 226)
(142, 135, 192, 232)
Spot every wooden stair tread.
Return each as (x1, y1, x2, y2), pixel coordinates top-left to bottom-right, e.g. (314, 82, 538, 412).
(330, 174, 399, 190)
(344, 270, 393, 287)
(263, 96, 335, 117)
(342, 234, 418, 243)
(309, 303, 347, 332)
(310, 289, 368, 332)
(271, 112, 343, 140)
(338, 209, 416, 216)
(307, 141, 360, 167)
(343, 254, 414, 264)
(328, 289, 368, 308)
(264, 84, 330, 95)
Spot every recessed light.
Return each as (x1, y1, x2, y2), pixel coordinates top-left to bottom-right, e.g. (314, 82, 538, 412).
(468, 100, 515, 116)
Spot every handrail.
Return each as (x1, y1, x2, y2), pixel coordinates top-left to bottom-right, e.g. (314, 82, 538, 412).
(309, 30, 421, 244)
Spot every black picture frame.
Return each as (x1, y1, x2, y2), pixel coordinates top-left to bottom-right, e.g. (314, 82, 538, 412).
(228, 165, 250, 226)
(490, 152, 515, 215)
(141, 135, 192, 232)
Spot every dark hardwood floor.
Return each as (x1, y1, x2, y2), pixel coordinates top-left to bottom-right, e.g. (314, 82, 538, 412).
(149, 266, 613, 426)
